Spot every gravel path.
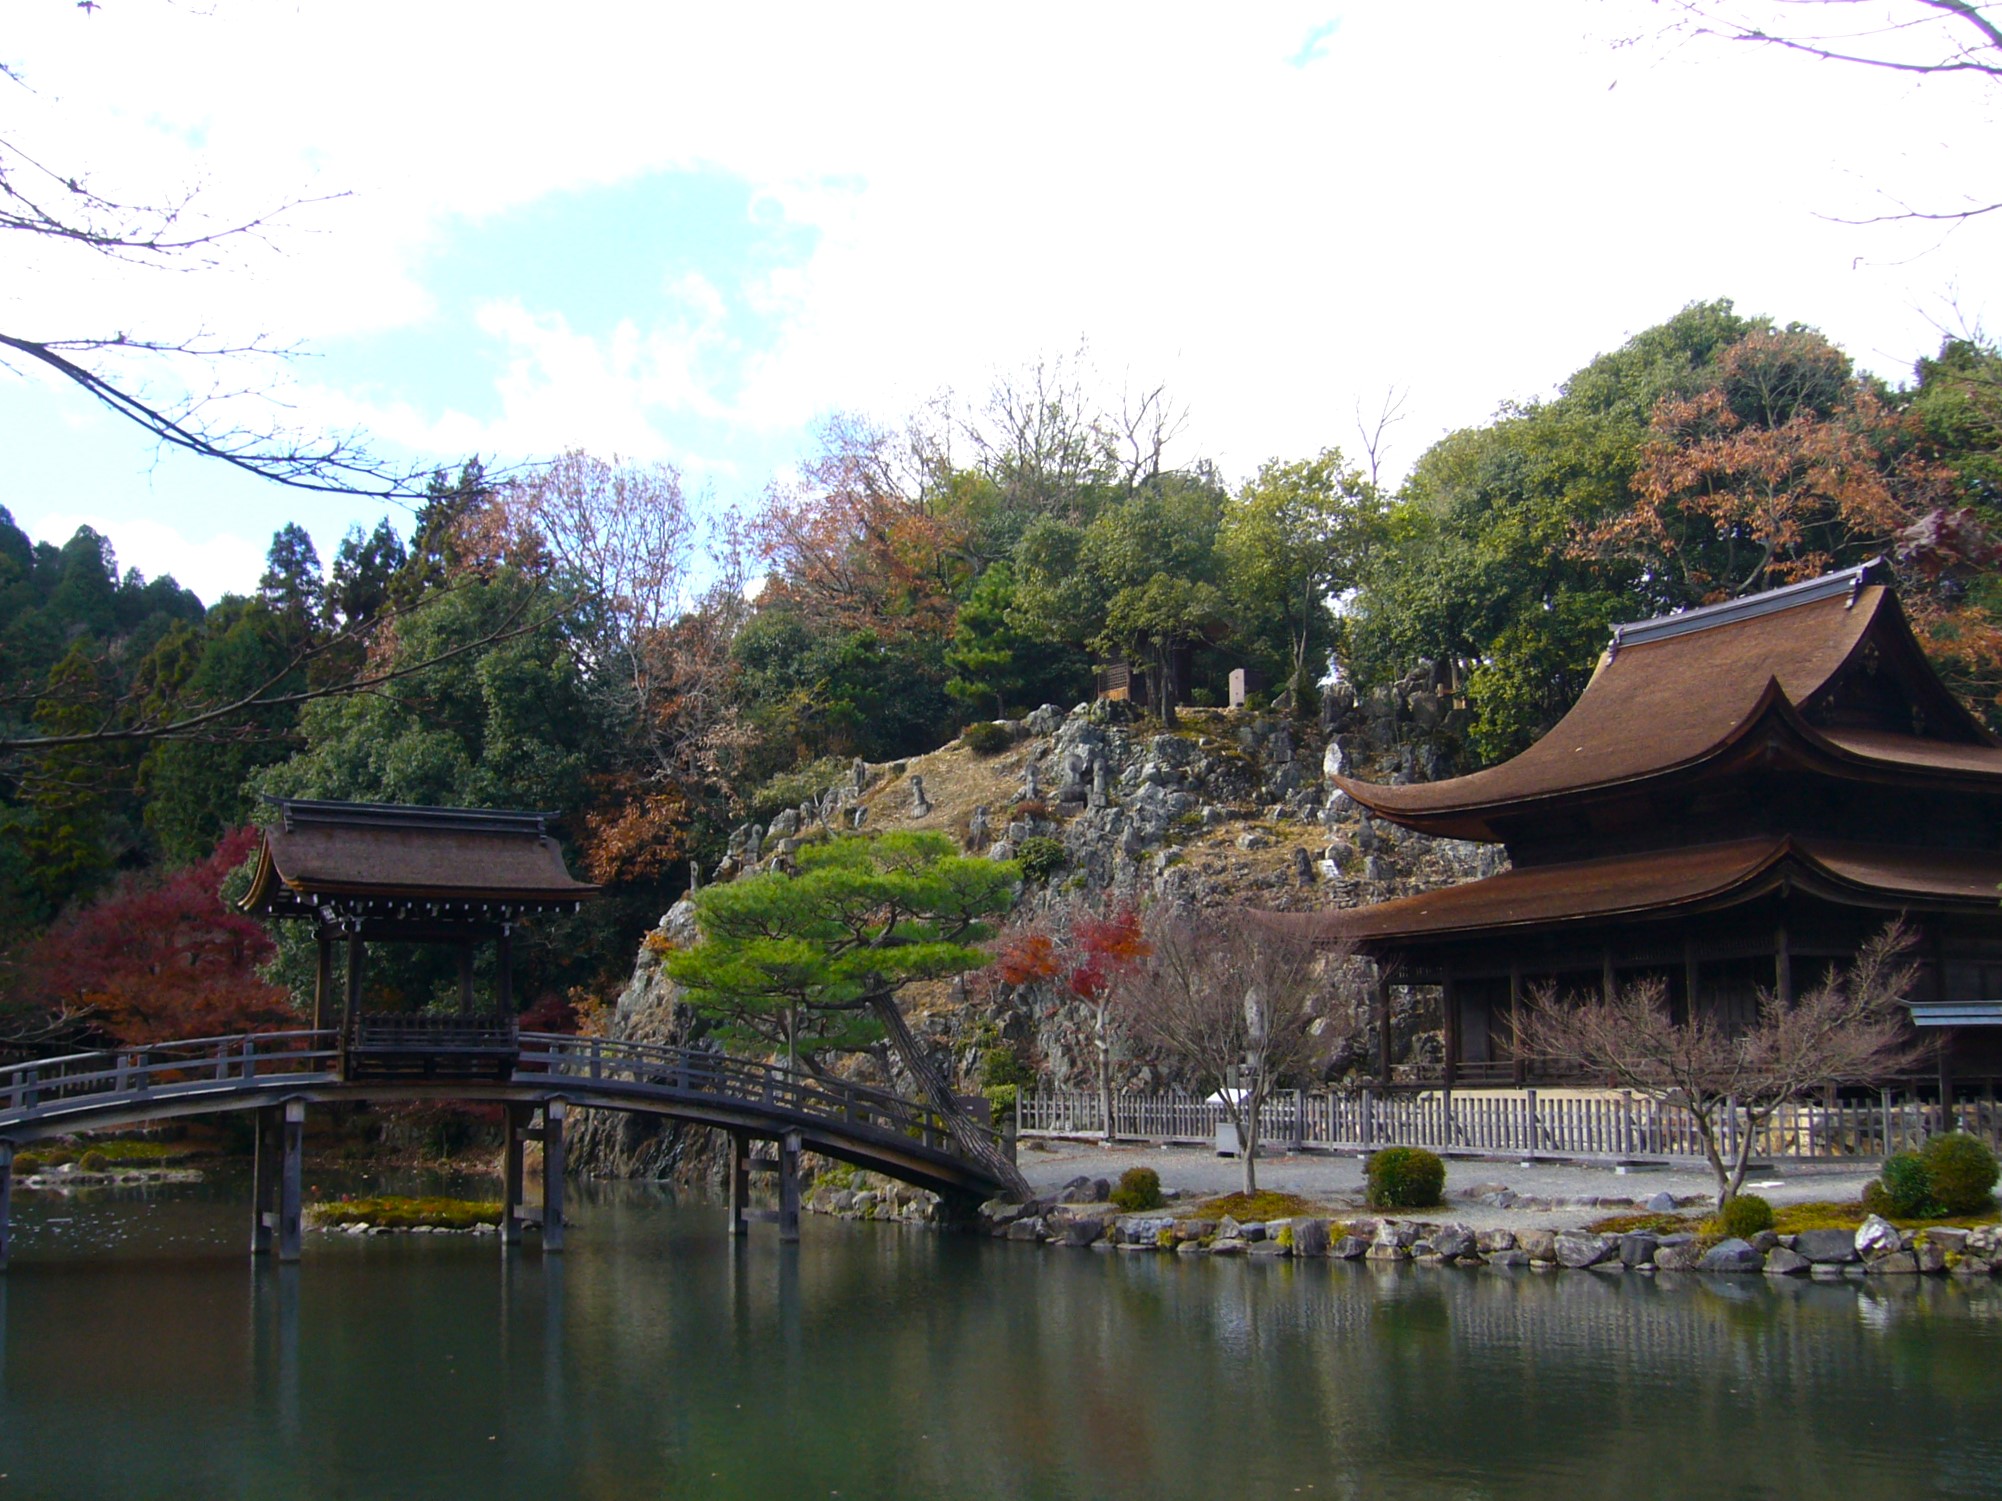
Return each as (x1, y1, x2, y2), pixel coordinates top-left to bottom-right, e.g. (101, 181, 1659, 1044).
(1016, 1138, 1881, 1229)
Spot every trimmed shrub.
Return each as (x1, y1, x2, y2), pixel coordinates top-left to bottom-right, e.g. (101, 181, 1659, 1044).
(1015, 836, 1066, 884)
(1110, 1167, 1165, 1212)
(1717, 1193, 1775, 1238)
(1876, 1151, 1937, 1218)
(962, 721, 1013, 755)
(1920, 1132, 1999, 1215)
(1365, 1147, 1445, 1209)
(76, 1149, 111, 1173)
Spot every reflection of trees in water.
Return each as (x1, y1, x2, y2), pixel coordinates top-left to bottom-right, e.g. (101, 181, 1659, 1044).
(8, 1185, 2002, 1498)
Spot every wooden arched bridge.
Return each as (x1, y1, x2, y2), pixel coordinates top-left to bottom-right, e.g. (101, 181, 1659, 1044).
(0, 1030, 1015, 1271)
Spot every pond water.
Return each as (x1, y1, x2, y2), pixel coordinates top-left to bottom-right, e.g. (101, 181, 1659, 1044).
(2, 1174, 2000, 1499)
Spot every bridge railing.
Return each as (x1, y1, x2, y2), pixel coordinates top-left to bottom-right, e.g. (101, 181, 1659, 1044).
(0, 1031, 341, 1122)
(518, 1034, 1001, 1163)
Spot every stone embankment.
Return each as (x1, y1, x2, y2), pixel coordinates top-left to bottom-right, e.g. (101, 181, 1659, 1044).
(803, 1173, 2002, 1279)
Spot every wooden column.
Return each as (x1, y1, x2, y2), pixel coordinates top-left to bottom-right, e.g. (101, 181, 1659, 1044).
(729, 1131, 751, 1237)
(1509, 965, 1526, 1088)
(500, 1103, 527, 1248)
(1682, 937, 1701, 1027)
(1373, 968, 1392, 1087)
(1440, 972, 1459, 1089)
(251, 1107, 278, 1257)
(312, 937, 334, 1033)
(1601, 948, 1617, 1005)
(1774, 924, 1793, 1007)
(1933, 928, 1954, 1113)
(343, 933, 365, 1036)
(540, 1099, 566, 1254)
(777, 1130, 802, 1244)
(457, 944, 476, 1016)
(496, 928, 514, 1017)
(0, 1140, 13, 1274)
(277, 1100, 305, 1263)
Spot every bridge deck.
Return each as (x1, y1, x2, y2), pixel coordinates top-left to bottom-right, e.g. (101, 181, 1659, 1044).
(0, 1030, 1012, 1268)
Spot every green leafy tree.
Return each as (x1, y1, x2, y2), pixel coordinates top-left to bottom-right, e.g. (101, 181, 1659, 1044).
(943, 561, 1088, 719)
(668, 832, 1031, 1198)
(1220, 448, 1387, 704)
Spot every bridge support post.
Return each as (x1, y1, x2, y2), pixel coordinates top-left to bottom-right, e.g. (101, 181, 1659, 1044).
(251, 1107, 278, 1256)
(729, 1131, 750, 1237)
(0, 1140, 12, 1274)
(500, 1103, 527, 1248)
(540, 1099, 565, 1255)
(277, 1099, 305, 1263)
(778, 1130, 801, 1244)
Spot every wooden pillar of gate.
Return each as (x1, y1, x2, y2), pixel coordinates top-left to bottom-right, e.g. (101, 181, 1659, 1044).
(500, 1103, 528, 1248)
(0, 1140, 13, 1274)
(343, 933, 366, 1040)
(277, 1100, 305, 1263)
(496, 928, 514, 1017)
(778, 1130, 802, 1243)
(540, 1099, 566, 1254)
(457, 944, 476, 1016)
(312, 937, 334, 1033)
(729, 1131, 751, 1237)
(251, 1106, 278, 1256)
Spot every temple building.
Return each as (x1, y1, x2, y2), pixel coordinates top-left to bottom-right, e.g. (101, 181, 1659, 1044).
(1286, 561, 2002, 1098)
(239, 797, 597, 1078)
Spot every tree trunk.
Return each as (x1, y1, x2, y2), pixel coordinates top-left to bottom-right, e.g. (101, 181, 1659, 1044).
(1153, 643, 1178, 730)
(869, 991, 1035, 1202)
(1096, 1021, 1113, 1147)
(1239, 1101, 1259, 1195)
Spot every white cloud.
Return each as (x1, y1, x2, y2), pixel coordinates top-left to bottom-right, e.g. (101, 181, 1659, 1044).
(25, 513, 270, 606)
(7, 0, 1999, 537)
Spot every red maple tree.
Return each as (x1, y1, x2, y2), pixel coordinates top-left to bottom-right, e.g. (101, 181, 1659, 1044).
(17, 826, 298, 1045)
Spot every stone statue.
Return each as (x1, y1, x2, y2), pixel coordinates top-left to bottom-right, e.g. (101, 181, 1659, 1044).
(909, 774, 932, 818)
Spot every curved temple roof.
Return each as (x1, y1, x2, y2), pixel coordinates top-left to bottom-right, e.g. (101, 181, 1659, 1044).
(1334, 562, 2002, 842)
(239, 797, 598, 919)
(1256, 835, 2002, 951)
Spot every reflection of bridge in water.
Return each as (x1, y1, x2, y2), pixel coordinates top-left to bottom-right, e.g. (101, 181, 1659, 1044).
(0, 1030, 1012, 1271)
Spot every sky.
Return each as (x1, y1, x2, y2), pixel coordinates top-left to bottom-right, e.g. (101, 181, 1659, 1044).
(3, 1, 1999, 604)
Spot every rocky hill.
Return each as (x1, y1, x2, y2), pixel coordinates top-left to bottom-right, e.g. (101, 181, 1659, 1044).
(569, 693, 1501, 1182)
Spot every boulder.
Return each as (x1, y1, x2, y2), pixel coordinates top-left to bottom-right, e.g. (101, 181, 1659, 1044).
(1248, 1239, 1289, 1258)
(1554, 1232, 1617, 1269)
(1216, 1215, 1244, 1241)
(1749, 1231, 1781, 1254)
(1620, 1233, 1660, 1268)
(1209, 1238, 1249, 1256)
(1763, 1247, 1812, 1276)
(1697, 1238, 1764, 1273)
(1476, 1229, 1518, 1254)
(1518, 1229, 1557, 1262)
(1365, 1242, 1409, 1262)
(1330, 1235, 1370, 1260)
(1926, 1227, 1970, 1254)
(1644, 1190, 1678, 1215)
(1653, 1241, 1703, 1271)
(1867, 1251, 1920, 1275)
(1855, 1214, 1903, 1259)
(1059, 1218, 1105, 1248)
(1373, 1220, 1419, 1249)
(1005, 1217, 1045, 1241)
(1484, 1249, 1530, 1269)
(1916, 1241, 1948, 1274)
(1793, 1228, 1859, 1264)
(1952, 1256, 1994, 1277)
(1430, 1224, 1477, 1259)
(1290, 1219, 1331, 1258)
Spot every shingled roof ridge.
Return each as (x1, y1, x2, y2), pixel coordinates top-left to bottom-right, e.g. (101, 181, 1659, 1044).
(261, 795, 556, 839)
(1607, 557, 1887, 657)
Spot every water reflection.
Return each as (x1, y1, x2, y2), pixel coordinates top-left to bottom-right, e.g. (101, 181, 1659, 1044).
(0, 1180, 2000, 1499)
